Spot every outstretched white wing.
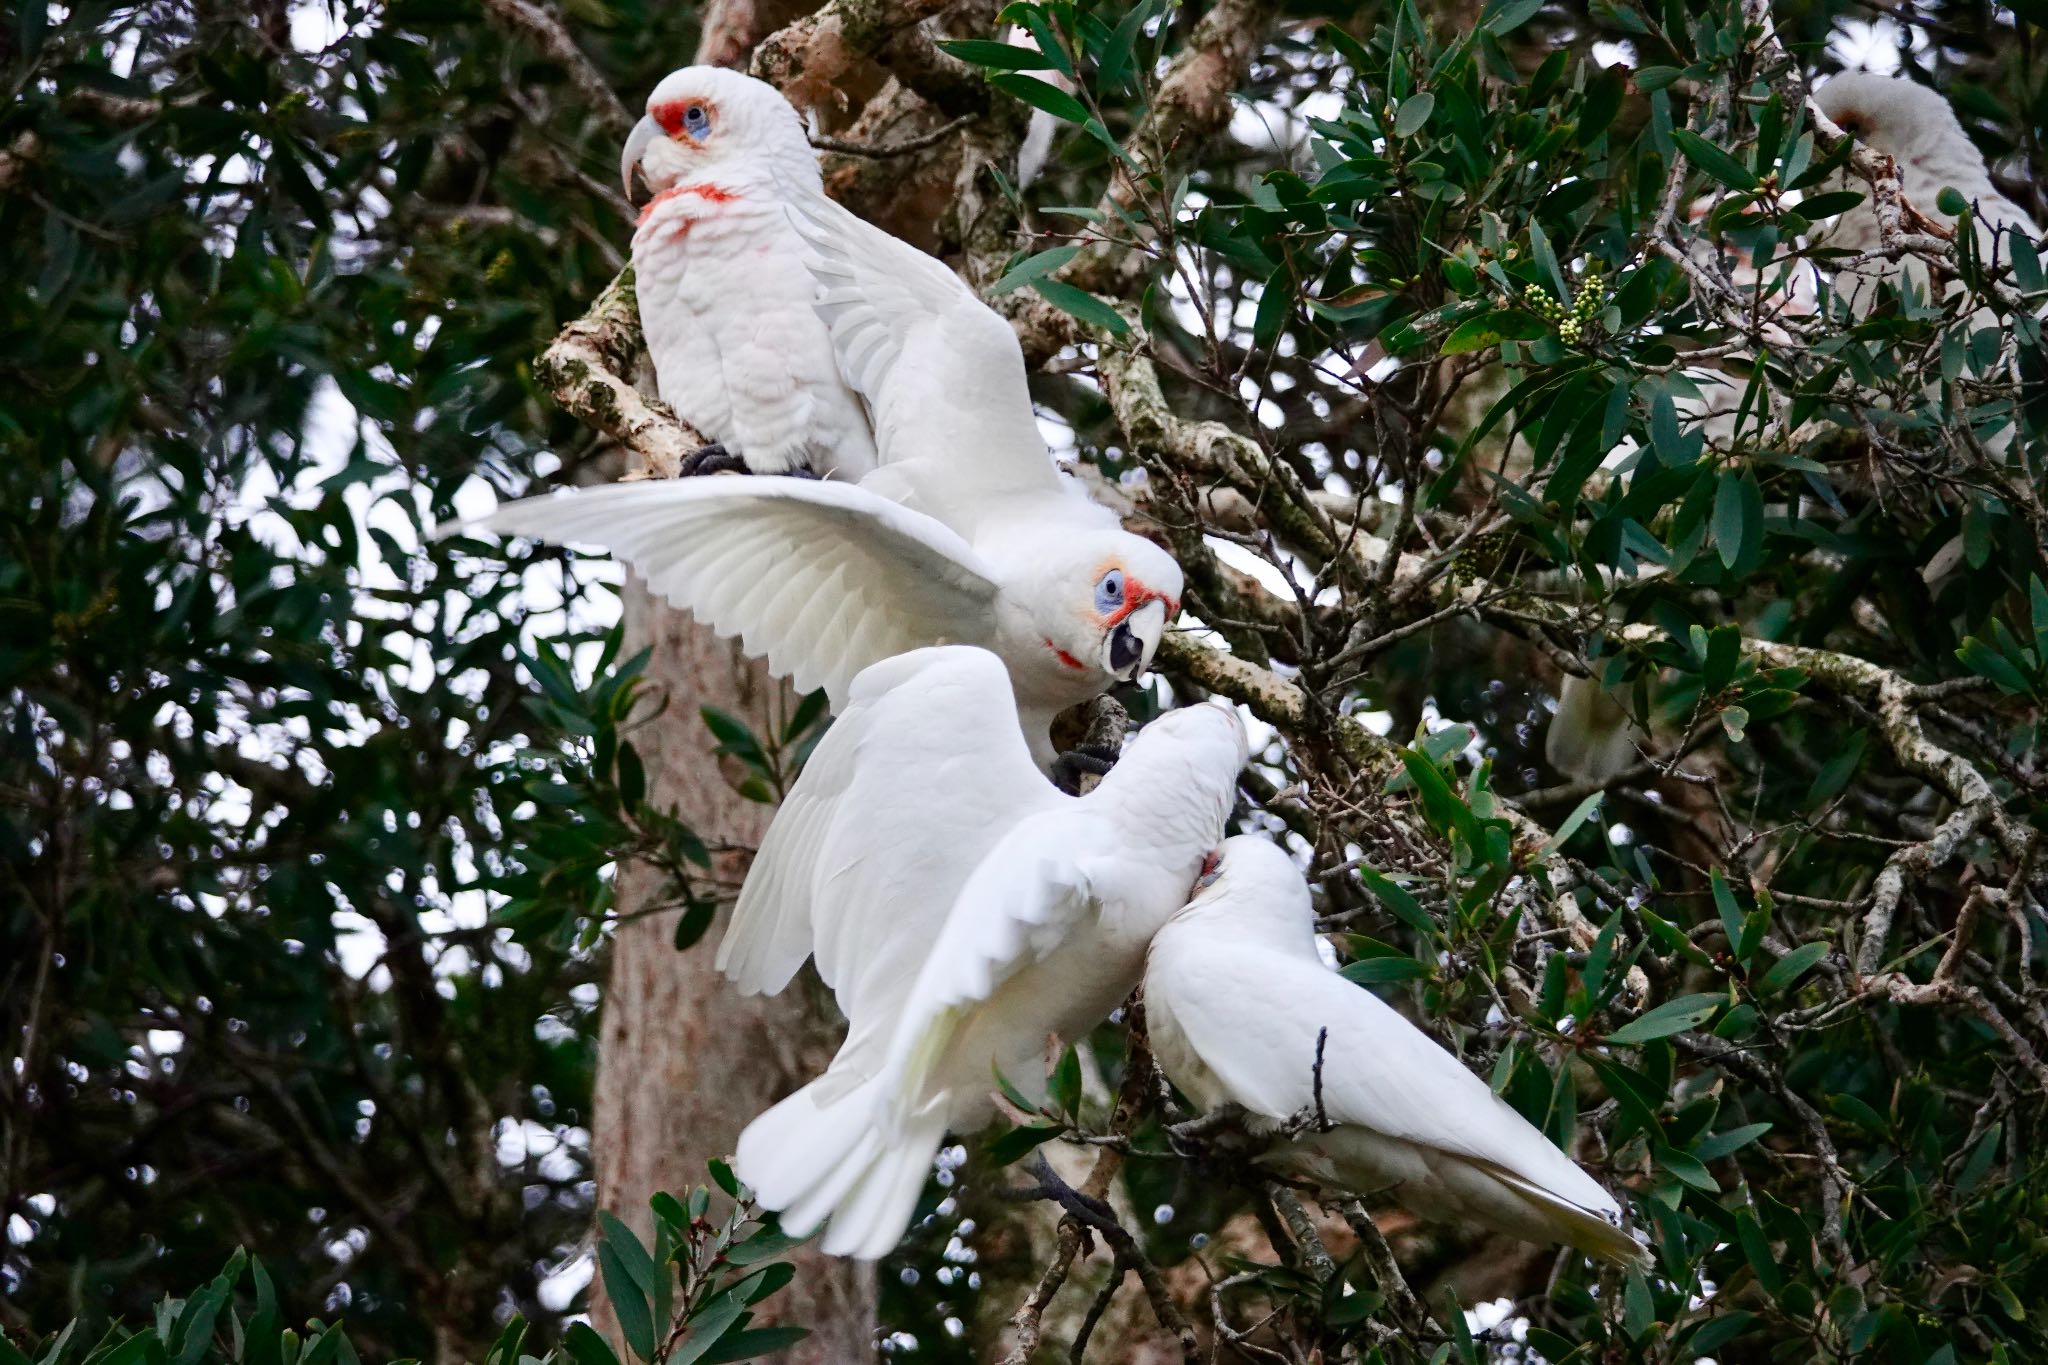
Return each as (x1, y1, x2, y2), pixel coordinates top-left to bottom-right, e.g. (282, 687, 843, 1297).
(452, 479, 1002, 705)
(1148, 926, 1619, 1221)
(787, 195, 1066, 519)
(718, 646, 1065, 1028)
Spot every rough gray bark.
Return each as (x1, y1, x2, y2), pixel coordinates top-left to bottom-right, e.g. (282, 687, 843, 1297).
(589, 583, 878, 1361)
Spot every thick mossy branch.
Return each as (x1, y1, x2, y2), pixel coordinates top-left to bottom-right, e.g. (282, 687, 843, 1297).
(532, 267, 709, 479)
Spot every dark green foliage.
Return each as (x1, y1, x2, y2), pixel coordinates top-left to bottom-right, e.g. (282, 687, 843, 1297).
(1, 1, 705, 1356)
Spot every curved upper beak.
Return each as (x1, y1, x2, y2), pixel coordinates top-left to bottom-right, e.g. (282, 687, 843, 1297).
(621, 114, 660, 206)
(1104, 598, 1168, 681)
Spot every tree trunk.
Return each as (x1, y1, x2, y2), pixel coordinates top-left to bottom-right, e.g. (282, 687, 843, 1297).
(589, 578, 878, 1361)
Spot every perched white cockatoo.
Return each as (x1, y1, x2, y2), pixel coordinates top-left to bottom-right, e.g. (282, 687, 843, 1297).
(1810, 72, 2042, 321)
(464, 130, 1184, 765)
(619, 66, 876, 478)
(1146, 836, 1643, 1264)
(726, 646, 1248, 1259)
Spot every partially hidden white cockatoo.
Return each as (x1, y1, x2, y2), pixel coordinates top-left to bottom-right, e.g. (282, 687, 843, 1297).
(620, 65, 877, 479)
(1146, 836, 1643, 1264)
(726, 646, 1248, 1259)
(1810, 72, 2041, 322)
(1547, 204, 1820, 786)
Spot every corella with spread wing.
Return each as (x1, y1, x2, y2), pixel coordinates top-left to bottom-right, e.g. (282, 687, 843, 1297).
(725, 646, 1247, 1258)
(1146, 836, 1643, 1264)
(620, 65, 875, 478)
(461, 123, 1182, 765)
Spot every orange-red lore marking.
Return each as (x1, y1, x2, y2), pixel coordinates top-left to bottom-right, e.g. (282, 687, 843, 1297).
(636, 181, 740, 225)
(1102, 577, 1179, 626)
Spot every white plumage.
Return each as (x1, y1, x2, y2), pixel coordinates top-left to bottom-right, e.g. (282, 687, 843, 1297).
(1145, 836, 1643, 1264)
(727, 647, 1248, 1258)
(461, 105, 1185, 763)
(622, 66, 875, 478)
(1810, 72, 2041, 320)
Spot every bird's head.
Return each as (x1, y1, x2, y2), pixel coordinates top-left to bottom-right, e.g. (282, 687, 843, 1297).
(1178, 835, 1316, 940)
(622, 66, 816, 213)
(1027, 533, 1184, 691)
(1812, 72, 1964, 162)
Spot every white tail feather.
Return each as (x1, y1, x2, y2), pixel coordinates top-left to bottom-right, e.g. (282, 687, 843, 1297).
(735, 1073, 945, 1261)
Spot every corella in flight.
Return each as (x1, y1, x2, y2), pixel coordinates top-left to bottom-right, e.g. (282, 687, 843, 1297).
(463, 77, 1182, 765)
(725, 646, 1248, 1258)
(620, 65, 875, 479)
(1146, 836, 1642, 1264)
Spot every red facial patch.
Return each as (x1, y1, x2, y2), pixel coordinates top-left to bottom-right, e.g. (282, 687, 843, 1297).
(636, 182, 741, 225)
(1047, 641, 1086, 671)
(650, 100, 688, 135)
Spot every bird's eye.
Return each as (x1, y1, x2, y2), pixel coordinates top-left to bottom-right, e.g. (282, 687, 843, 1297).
(682, 104, 711, 139)
(1094, 569, 1125, 614)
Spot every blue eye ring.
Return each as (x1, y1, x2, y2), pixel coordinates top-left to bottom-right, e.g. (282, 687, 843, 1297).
(682, 104, 711, 139)
(1094, 569, 1126, 615)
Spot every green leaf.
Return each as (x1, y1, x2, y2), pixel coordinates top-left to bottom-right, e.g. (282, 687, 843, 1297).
(1482, 0, 1544, 32)
(1030, 278, 1130, 335)
(1048, 1044, 1082, 1119)
(1538, 792, 1602, 858)
(1758, 942, 1829, 995)
(563, 1325, 623, 1365)
(935, 38, 1060, 70)
(1692, 1121, 1771, 1162)
(669, 1295, 748, 1365)
(673, 898, 716, 952)
(649, 1192, 689, 1235)
(1656, 1143, 1719, 1192)
(693, 1328, 812, 1364)
(989, 73, 1089, 124)
(598, 1244, 656, 1361)
(1672, 129, 1759, 191)
(1607, 993, 1724, 1045)
(1958, 637, 2032, 695)
(1712, 468, 1762, 570)
(1357, 867, 1435, 937)
(990, 244, 1081, 294)
(1440, 311, 1550, 354)
(1393, 93, 1435, 138)
(1341, 956, 1432, 984)
(598, 1213, 661, 1299)
(984, 1121, 1061, 1165)
(708, 1158, 742, 1198)
(725, 1221, 812, 1266)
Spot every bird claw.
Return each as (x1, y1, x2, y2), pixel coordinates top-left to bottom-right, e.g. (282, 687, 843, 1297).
(1050, 743, 1119, 795)
(677, 443, 751, 477)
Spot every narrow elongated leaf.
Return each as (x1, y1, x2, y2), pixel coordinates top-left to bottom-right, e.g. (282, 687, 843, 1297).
(989, 73, 1088, 124)
(1607, 992, 1724, 1045)
(1031, 278, 1130, 335)
(991, 244, 1080, 294)
(1673, 129, 1759, 190)
(1441, 311, 1549, 354)
(1758, 942, 1829, 995)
